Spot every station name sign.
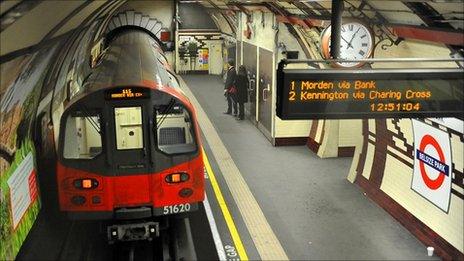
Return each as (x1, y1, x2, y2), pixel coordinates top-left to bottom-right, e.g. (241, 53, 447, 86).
(105, 87, 150, 100)
(276, 66, 464, 119)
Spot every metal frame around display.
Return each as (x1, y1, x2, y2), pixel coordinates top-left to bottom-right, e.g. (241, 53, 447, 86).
(276, 58, 464, 120)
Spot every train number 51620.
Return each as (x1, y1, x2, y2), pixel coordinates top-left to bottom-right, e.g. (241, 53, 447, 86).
(163, 203, 191, 215)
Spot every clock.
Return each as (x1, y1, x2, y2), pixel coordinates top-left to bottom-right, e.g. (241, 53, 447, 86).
(320, 20, 374, 68)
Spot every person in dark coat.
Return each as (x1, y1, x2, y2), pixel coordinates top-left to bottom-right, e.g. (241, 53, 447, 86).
(223, 59, 237, 115)
(234, 65, 249, 120)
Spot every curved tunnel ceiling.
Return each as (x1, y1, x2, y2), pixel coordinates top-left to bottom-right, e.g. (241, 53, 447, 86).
(201, 0, 464, 32)
(1, 0, 462, 62)
(1, 0, 127, 61)
(178, 3, 219, 30)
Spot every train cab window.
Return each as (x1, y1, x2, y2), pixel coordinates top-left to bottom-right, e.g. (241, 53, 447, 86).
(114, 107, 144, 150)
(63, 113, 102, 159)
(155, 105, 196, 154)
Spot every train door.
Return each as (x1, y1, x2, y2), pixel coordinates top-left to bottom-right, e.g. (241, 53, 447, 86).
(109, 103, 152, 206)
(257, 47, 273, 139)
(243, 42, 257, 123)
(110, 105, 151, 172)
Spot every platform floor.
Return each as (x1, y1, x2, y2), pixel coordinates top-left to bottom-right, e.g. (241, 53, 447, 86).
(182, 74, 435, 260)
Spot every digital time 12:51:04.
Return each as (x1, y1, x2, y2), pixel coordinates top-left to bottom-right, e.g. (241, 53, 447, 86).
(370, 102, 421, 112)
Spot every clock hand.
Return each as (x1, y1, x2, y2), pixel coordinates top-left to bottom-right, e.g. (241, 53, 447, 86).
(347, 27, 362, 49)
(341, 36, 353, 49)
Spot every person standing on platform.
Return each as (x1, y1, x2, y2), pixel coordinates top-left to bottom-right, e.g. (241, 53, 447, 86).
(234, 65, 249, 120)
(223, 59, 237, 116)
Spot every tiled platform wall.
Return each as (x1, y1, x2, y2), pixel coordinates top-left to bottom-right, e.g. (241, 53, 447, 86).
(353, 118, 464, 260)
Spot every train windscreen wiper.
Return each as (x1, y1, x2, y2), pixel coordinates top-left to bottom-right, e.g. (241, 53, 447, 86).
(156, 98, 176, 129)
(78, 105, 101, 134)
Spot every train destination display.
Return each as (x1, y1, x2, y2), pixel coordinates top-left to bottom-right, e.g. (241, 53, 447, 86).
(276, 67, 463, 119)
(105, 87, 150, 100)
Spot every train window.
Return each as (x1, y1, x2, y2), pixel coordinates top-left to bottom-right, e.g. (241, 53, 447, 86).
(63, 113, 102, 159)
(114, 107, 144, 150)
(155, 105, 196, 154)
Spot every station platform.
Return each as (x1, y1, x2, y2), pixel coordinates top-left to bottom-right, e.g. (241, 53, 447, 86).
(16, 75, 436, 261)
(180, 74, 436, 260)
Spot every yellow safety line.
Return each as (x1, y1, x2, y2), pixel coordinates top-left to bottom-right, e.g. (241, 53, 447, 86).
(178, 75, 287, 260)
(202, 148, 249, 261)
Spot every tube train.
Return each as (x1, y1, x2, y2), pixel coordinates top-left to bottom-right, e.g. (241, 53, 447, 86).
(37, 29, 204, 241)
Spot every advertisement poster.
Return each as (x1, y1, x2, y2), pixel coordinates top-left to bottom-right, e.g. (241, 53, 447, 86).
(7, 153, 38, 229)
(198, 48, 209, 70)
(411, 120, 452, 212)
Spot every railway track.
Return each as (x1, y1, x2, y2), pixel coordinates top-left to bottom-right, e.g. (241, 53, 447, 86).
(17, 203, 218, 261)
(55, 216, 196, 261)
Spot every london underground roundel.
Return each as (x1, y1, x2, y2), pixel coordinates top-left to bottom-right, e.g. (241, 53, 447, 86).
(412, 120, 452, 212)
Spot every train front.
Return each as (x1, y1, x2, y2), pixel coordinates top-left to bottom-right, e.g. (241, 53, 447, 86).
(56, 31, 204, 241)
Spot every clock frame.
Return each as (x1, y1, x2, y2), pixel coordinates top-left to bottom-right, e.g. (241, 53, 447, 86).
(320, 20, 375, 68)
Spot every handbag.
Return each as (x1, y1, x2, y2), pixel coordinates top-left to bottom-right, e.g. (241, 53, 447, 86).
(228, 86, 237, 94)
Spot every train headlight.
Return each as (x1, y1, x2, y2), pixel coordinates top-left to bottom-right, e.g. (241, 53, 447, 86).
(73, 178, 99, 189)
(165, 173, 189, 183)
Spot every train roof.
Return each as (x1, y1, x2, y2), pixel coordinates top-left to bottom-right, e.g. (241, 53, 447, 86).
(82, 30, 172, 95)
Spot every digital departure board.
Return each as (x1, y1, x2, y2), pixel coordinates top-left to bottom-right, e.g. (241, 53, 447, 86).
(276, 66, 463, 119)
(105, 87, 150, 100)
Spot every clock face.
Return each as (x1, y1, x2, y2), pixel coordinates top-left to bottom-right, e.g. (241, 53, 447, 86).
(321, 21, 374, 68)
